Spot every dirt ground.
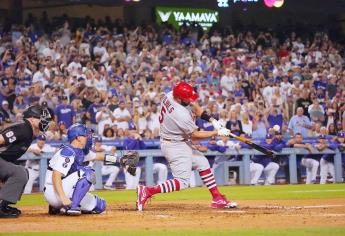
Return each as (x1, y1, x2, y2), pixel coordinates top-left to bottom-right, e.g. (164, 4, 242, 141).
(1, 198, 345, 233)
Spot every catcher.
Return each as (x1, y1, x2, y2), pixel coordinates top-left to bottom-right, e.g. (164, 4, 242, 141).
(43, 123, 139, 216)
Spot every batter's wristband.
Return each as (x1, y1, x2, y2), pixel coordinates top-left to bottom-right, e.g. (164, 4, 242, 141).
(200, 111, 211, 122)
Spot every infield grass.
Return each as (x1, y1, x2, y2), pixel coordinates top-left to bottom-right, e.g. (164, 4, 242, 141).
(17, 183, 345, 206)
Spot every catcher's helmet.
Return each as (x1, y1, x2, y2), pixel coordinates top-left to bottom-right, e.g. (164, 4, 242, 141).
(172, 82, 198, 103)
(23, 105, 53, 133)
(67, 123, 88, 143)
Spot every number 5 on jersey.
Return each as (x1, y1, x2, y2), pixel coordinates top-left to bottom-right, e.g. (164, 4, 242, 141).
(159, 106, 166, 124)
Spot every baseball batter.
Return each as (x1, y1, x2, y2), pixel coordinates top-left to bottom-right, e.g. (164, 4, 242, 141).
(136, 82, 237, 211)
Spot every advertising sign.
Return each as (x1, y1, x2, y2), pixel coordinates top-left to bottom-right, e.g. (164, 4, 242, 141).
(156, 7, 219, 30)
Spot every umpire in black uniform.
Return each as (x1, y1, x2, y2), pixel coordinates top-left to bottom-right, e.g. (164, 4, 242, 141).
(0, 105, 53, 218)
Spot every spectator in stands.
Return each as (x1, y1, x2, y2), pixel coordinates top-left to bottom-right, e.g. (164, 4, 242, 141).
(328, 123, 337, 136)
(45, 121, 61, 140)
(252, 111, 269, 139)
(107, 92, 118, 112)
(266, 104, 284, 129)
(96, 106, 114, 136)
(296, 89, 312, 117)
(240, 111, 253, 136)
(0, 100, 14, 123)
(102, 127, 116, 140)
(308, 98, 325, 122)
(226, 110, 243, 136)
(54, 95, 75, 128)
(146, 103, 160, 137)
(288, 107, 313, 137)
(113, 100, 131, 131)
(58, 121, 68, 140)
(12, 94, 27, 115)
(86, 93, 103, 131)
(220, 68, 237, 97)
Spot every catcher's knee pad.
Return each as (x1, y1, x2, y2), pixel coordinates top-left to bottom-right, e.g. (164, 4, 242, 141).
(92, 196, 106, 214)
(82, 167, 96, 185)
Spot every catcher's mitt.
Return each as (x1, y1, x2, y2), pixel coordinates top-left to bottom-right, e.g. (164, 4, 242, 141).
(119, 151, 139, 176)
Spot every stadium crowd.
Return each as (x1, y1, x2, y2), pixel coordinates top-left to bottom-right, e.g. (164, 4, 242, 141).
(1, 14, 345, 189)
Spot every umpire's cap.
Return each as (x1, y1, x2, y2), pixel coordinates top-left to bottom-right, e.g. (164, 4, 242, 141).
(23, 105, 54, 132)
(23, 105, 46, 119)
(23, 105, 54, 120)
(173, 82, 198, 103)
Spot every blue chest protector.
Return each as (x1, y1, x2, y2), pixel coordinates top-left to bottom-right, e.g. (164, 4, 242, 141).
(59, 144, 88, 177)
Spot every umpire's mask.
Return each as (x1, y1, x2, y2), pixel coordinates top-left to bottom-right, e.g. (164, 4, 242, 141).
(23, 104, 54, 133)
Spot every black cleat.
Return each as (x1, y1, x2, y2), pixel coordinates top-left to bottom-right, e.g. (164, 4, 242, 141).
(6, 205, 21, 215)
(0, 207, 19, 218)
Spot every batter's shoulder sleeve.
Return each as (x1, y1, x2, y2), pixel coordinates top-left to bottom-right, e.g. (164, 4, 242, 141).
(49, 147, 75, 177)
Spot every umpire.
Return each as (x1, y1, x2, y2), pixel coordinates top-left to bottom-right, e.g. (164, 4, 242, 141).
(0, 105, 53, 218)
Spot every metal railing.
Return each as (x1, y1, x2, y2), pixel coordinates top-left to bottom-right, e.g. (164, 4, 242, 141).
(19, 148, 344, 192)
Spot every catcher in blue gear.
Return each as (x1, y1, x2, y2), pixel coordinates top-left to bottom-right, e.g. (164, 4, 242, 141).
(43, 123, 139, 216)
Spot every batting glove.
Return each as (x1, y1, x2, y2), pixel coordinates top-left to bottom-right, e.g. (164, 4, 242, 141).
(211, 119, 223, 130)
(218, 127, 230, 136)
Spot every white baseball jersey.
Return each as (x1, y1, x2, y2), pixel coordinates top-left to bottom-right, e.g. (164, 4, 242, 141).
(159, 92, 198, 141)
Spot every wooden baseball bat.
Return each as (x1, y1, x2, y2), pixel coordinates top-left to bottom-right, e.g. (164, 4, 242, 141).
(228, 132, 276, 157)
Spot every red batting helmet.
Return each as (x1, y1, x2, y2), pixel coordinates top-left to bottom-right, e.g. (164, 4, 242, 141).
(173, 82, 199, 103)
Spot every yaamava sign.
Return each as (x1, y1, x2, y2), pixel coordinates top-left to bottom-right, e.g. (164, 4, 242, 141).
(155, 7, 219, 30)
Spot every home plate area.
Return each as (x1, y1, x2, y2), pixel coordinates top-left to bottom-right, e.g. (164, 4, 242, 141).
(1, 198, 345, 233)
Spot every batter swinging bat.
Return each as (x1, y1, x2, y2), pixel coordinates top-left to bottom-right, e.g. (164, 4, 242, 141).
(228, 132, 276, 157)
